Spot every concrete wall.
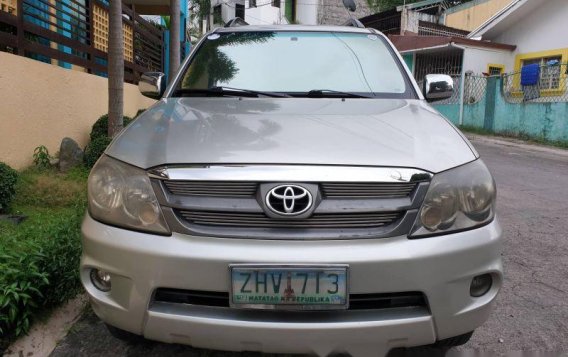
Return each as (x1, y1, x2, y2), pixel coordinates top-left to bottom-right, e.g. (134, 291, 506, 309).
(463, 46, 512, 74)
(246, 4, 283, 25)
(433, 77, 568, 143)
(0, 52, 156, 170)
(445, 0, 513, 31)
(318, 0, 371, 25)
(296, 1, 318, 25)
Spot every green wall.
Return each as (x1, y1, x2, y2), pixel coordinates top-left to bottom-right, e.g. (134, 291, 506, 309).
(433, 78, 568, 143)
(402, 54, 414, 73)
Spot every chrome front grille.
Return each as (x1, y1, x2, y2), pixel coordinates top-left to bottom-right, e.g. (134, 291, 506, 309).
(164, 181, 257, 197)
(150, 165, 432, 239)
(321, 182, 417, 198)
(176, 210, 403, 229)
(164, 181, 417, 199)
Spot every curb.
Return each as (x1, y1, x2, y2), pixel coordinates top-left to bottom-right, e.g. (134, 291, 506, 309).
(4, 294, 88, 357)
(465, 134, 568, 158)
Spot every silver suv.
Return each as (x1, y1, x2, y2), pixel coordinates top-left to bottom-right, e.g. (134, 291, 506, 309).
(82, 24, 502, 357)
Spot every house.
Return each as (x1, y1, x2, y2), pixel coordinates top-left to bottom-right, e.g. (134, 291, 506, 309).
(0, 0, 178, 80)
(468, 0, 568, 76)
(208, 0, 370, 28)
(443, 0, 514, 32)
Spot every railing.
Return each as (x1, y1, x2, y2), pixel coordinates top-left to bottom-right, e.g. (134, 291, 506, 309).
(502, 63, 568, 103)
(417, 21, 469, 38)
(0, 0, 164, 83)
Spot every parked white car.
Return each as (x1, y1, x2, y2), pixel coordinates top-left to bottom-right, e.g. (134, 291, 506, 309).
(81, 24, 502, 357)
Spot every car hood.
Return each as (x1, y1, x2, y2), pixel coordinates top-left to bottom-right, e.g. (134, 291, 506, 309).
(107, 98, 476, 173)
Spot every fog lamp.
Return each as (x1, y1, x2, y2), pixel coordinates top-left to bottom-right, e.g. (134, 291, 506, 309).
(470, 273, 492, 297)
(90, 269, 112, 292)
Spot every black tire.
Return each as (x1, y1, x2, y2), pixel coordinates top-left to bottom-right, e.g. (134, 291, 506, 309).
(433, 331, 474, 347)
(105, 323, 145, 343)
(387, 331, 474, 357)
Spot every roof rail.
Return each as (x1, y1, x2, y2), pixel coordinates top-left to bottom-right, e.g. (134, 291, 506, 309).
(225, 17, 249, 27)
(343, 18, 365, 28)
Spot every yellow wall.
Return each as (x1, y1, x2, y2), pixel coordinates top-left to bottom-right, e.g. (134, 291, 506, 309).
(445, 0, 514, 32)
(0, 52, 156, 170)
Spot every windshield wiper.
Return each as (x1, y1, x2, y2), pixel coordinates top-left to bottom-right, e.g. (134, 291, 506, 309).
(174, 87, 291, 98)
(306, 89, 374, 99)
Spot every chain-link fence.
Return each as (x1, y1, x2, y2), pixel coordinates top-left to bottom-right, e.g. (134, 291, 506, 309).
(463, 74, 487, 105)
(503, 63, 568, 103)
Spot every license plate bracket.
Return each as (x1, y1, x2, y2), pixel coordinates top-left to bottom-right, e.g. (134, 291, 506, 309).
(229, 265, 349, 310)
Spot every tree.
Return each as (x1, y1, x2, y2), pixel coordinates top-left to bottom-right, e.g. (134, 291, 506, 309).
(189, 0, 211, 36)
(169, 0, 181, 82)
(107, 0, 124, 138)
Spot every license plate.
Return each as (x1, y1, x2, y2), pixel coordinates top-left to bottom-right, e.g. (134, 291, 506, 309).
(230, 265, 348, 310)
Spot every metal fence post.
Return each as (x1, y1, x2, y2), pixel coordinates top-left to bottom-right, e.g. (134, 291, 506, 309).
(458, 63, 466, 126)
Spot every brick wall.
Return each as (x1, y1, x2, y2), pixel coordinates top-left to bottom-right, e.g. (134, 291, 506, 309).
(318, 0, 372, 25)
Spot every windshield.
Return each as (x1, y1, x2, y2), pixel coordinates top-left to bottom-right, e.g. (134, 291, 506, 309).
(174, 31, 414, 98)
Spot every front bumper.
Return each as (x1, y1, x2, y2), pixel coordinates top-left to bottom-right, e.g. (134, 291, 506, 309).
(81, 214, 503, 356)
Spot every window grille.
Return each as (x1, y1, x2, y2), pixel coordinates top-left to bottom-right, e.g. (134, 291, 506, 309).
(0, 0, 16, 15)
(92, 4, 133, 63)
(503, 63, 568, 103)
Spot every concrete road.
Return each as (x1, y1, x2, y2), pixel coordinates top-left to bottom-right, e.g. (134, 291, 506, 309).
(50, 136, 568, 356)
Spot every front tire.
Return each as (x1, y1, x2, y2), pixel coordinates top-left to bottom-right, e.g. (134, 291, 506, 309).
(105, 323, 145, 343)
(434, 331, 474, 347)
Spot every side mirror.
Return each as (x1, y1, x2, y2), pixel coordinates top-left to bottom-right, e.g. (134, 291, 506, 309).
(343, 0, 357, 12)
(139, 72, 166, 99)
(423, 74, 454, 102)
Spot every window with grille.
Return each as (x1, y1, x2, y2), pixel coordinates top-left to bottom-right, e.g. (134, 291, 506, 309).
(522, 56, 562, 90)
(488, 66, 503, 76)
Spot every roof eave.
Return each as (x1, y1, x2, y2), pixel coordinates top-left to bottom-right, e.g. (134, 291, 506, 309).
(467, 0, 526, 39)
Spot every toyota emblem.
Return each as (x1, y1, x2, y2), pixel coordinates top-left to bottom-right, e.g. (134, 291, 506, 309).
(265, 185, 313, 216)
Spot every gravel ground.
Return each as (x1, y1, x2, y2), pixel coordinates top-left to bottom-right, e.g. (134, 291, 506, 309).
(50, 137, 568, 357)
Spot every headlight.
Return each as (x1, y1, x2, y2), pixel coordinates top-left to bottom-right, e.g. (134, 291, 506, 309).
(410, 159, 495, 238)
(88, 155, 170, 234)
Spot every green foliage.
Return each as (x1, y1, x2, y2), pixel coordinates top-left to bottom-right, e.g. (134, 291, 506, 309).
(85, 114, 134, 168)
(0, 168, 87, 346)
(84, 136, 113, 168)
(32, 145, 51, 170)
(89, 114, 133, 142)
(0, 163, 18, 214)
(135, 109, 146, 118)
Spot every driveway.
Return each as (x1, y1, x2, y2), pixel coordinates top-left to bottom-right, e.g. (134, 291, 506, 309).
(50, 136, 568, 356)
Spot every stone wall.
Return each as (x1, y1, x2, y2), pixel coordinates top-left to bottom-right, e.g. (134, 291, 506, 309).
(318, 0, 372, 25)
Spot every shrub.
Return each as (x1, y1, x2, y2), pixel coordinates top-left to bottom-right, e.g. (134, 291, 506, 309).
(0, 168, 87, 346)
(89, 114, 133, 142)
(0, 162, 18, 213)
(84, 136, 112, 168)
(32, 145, 51, 170)
(0, 206, 84, 340)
